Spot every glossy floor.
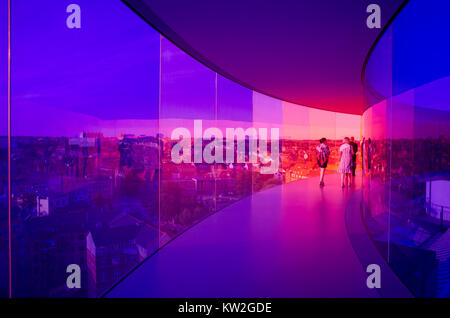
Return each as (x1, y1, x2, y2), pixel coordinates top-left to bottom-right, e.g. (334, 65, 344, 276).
(106, 173, 380, 297)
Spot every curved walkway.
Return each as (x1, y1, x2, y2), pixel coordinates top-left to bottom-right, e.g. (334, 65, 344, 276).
(106, 173, 402, 297)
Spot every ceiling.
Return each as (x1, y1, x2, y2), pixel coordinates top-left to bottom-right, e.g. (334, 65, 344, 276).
(124, 0, 405, 115)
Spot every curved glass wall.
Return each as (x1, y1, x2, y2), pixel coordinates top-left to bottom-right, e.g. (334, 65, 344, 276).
(362, 0, 450, 297)
(0, 0, 8, 298)
(4, 1, 361, 297)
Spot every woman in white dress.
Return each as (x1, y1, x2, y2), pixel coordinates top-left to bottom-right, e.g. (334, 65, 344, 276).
(338, 137, 354, 187)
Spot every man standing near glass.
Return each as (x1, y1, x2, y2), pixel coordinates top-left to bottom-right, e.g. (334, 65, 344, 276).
(350, 137, 358, 177)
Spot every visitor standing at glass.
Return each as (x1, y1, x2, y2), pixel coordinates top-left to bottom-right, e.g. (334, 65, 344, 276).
(367, 138, 372, 172)
(350, 136, 358, 177)
(360, 137, 365, 175)
(338, 137, 354, 187)
(316, 138, 330, 187)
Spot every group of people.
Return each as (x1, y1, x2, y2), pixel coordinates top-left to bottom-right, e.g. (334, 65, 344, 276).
(316, 137, 358, 188)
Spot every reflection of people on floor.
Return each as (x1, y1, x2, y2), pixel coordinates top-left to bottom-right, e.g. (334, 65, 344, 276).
(350, 136, 358, 177)
(338, 137, 354, 187)
(316, 138, 330, 187)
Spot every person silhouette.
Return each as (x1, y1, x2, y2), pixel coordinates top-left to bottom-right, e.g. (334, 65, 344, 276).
(316, 138, 330, 186)
(349, 137, 358, 176)
(338, 137, 354, 187)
